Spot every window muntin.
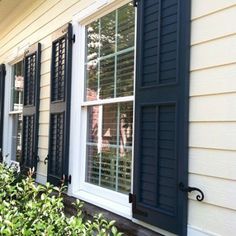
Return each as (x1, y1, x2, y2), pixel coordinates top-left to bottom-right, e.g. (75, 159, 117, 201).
(84, 3, 135, 194)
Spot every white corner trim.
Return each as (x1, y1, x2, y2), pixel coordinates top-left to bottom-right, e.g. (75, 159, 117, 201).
(187, 225, 220, 236)
(73, 0, 108, 23)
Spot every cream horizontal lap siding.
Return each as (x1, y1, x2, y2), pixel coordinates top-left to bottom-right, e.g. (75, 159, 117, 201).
(189, 0, 236, 235)
(0, 0, 100, 184)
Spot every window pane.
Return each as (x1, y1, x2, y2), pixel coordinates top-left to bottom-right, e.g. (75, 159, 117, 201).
(116, 51, 134, 97)
(86, 144, 100, 185)
(86, 20, 99, 62)
(11, 114, 23, 162)
(11, 61, 24, 111)
(100, 12, 115, 57)
(117, 3, 135, 51)
(100, 147, 117, 190)
(86, 102, 133, 194)
(102, 104, 117, 145)
(87, 106, 99, 143)
(86, 61, 98, 101)
(100, 57, 115, 99)
(118, 148, 132, 193)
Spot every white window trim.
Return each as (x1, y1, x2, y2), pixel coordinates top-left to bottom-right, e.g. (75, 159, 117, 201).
(69, 0, 135, 219)
(2, 54, 25, 165)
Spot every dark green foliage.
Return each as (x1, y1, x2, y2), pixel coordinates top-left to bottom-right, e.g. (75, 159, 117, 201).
(0, 163, 123, 236)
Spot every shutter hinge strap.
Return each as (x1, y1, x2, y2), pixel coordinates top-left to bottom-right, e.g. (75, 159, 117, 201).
(133, 0, 138, 7)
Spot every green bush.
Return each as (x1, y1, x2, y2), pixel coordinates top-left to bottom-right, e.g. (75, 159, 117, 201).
(0, 163, 123, 236)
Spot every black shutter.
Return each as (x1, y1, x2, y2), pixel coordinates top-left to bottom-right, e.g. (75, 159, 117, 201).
(0, 64, 6, 161)
(47, 23, 72, 186)
(133, 0, 190, 235)
(22, 43, 41, 172)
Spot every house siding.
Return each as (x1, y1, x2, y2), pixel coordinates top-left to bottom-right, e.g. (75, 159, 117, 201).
(0, 0, 236, 235)
(189, 0, 236, 235)
(0, 0, 98, 183)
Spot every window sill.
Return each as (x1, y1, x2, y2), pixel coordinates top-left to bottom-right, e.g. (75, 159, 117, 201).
(72, 189, 132, 219)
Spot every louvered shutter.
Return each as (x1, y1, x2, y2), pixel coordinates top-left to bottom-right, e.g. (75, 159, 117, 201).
(47, 24, 72, 186)
(21, 43, 41, 172)
(133, 0, 190, 235)
(0, 64, 6, 161)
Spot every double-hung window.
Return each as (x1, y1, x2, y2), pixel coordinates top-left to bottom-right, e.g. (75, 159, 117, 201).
(77, 2, 135, 213)
(84, 3, 135, 193)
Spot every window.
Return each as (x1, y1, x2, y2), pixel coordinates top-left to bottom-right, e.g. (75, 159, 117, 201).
(83, 3, 135, 195)
(9, 60, 24, 162)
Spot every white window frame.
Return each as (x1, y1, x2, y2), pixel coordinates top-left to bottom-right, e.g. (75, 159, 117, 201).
(2, 56, 24, 165)
(69, 0, 136, 219)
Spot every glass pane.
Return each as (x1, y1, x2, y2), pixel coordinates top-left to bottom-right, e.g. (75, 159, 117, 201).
(118, 148, 132, 193)
(100, 57, 115, 99)
(116, 51, 134, 97)
(86, 144, 100, 185)
(85, 61, 98, 101)
(11, 114, 23, 162)
(119, 102, 133, 147)
(86, 20, 99, 62)
(117, 3, 135, 51)
(102, 104, 117, 145)
(87, 106, 99, 143)
(100, 147, 117, 190)
(86, 102, 133, 194)
(100, 12, 115, 57)
(11, 61, 24, 111)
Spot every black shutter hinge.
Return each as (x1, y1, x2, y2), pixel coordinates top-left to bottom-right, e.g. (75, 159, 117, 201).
(68, 175, 72, 184)
(71, 34, 76, 43)
(129, 193, 148, 217)
(133, 0, 138, 7)
(179, 182, 204, 201)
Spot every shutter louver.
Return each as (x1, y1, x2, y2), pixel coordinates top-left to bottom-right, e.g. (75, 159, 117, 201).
(133, 0, 190, 235)
(22, 43, 41, 172)
(0, 64, 6, 160)
(47, 23, 72, 186)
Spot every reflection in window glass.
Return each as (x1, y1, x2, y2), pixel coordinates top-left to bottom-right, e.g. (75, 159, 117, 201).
(84, 3, 135, 195)
(11, 61, 24, 111)
(86, 102, 133, 194)
(85, 3, 135, 101)
(11, 114, 23, 162)
(117, 4, 135, 51)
